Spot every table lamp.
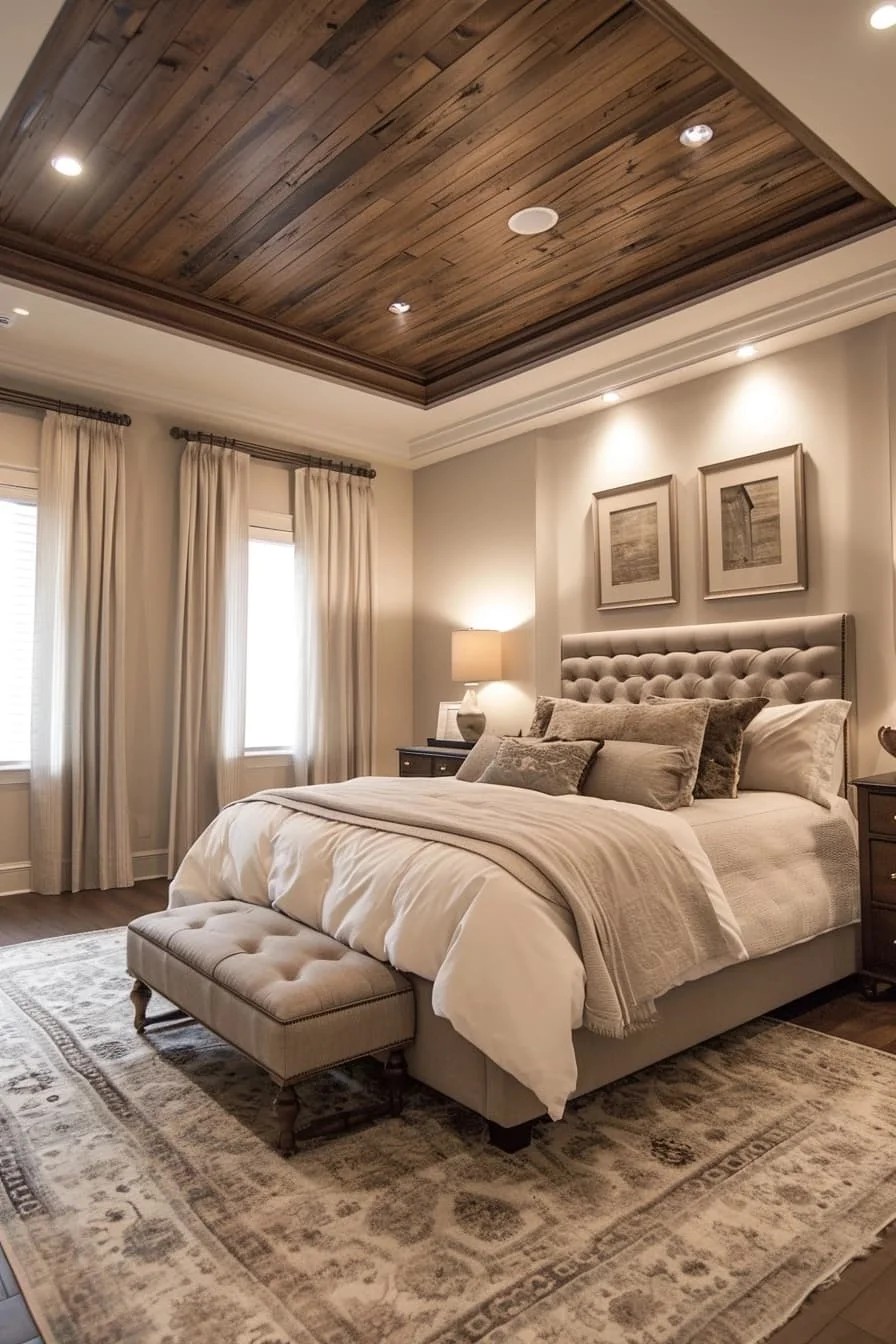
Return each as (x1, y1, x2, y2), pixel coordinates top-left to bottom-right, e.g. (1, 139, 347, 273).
(451, 629, 502, 742)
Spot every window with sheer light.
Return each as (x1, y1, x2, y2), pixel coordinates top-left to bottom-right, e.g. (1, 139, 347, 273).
(0, 471, 38, 765)
(245, 518, 298, 752)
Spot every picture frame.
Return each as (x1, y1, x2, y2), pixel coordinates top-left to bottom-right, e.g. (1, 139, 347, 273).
(435, 700, 463, 741)
(699, 444, 806, 600)
(592, 474, 678, 610)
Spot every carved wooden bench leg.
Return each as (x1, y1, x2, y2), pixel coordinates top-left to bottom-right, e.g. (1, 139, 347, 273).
(130, 979, 152, 1033)
(384, 1048, 408, 1117)
(274, 1083, 300, 1157)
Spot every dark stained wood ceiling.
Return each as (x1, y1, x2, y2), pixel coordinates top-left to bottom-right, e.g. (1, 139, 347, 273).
(0, 0, 891, 405)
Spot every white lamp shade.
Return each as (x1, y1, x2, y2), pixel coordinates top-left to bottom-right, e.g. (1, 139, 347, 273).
(451, 628, 502, 683)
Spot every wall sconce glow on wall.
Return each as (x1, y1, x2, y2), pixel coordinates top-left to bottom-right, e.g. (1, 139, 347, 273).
(451, 629, 502, 742)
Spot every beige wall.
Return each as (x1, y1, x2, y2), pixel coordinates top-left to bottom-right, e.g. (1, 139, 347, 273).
(413, 317, 896, 777)
(0, 393, 413, 894)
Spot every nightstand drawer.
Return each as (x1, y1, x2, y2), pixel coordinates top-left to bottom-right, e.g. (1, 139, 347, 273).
(864, 906, 896, 973)
(431, 756, 463, 778)
(869, 841, 896, 906)
(398, 754, 430, 777)
(868, 793, 896, 837)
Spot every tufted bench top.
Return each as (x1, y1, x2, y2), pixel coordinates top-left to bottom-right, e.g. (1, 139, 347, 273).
(127, 900, 415, 1086)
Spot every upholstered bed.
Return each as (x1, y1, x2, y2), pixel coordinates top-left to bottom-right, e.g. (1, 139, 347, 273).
(169, 612, 859, 1147)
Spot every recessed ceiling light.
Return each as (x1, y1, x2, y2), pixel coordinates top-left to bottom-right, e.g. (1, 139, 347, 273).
(736, 344, 758, 360)
(508, 206, 559, 235)
(51, 154, 82, 176)
(388, 300, 410, 315)
(12, 307, 29, 317)
(679, 123, 714, 148)
(870, 4, 896, 28)
(601, 391, 621, 404)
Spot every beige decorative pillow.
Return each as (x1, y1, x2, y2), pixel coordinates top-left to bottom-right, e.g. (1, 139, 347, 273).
(478, 737, 602, 796)
(738, 699, 851, 808)
(455, 732, 502, 782)
(527, 696, 563, 737)
(644, 696, 768, 799)
(545, 699, 711, 806)
(579, 740, 694, 810)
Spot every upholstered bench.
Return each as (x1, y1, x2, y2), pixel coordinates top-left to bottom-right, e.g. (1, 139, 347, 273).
(126, 901, 415, 1155)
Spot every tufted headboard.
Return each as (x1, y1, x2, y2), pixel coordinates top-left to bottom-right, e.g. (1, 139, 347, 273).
(560, 613, 852, 788)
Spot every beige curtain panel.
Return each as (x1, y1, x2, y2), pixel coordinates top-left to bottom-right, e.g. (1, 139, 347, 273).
(30, 412, 132, 894)
(293, 466, 374, 785)
(168, 441, 248, 874)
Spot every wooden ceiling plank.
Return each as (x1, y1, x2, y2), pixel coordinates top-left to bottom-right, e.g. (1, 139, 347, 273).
(328, 156, 846, 357)
(194, 0, 635, 301)
(36, 0, 256, 242)
(77, 0, 340, 259)
(382, 168, 855, 362)
(423, 198, 892, 393)
(0, 2, 163, 215)
(204, 0, 644, 305)
(214, 24, 685, 312)
(174, 0, 607, 294)
(634, 0, 890, 206)
(276, 83, 775, 331)
(5, 0, 211, 236)
(127, 5, 492, 278)
(0, 0, 111, 169)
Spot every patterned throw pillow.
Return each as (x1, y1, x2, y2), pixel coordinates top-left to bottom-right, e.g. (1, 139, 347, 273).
(478, 737, 602, 796)
(527, 696, 562, 737)
(644, 696, 768, 799)
(544, 699, 711, 806)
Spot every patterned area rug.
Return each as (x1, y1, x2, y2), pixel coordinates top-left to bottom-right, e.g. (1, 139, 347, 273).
(1, 930, 896, 1344)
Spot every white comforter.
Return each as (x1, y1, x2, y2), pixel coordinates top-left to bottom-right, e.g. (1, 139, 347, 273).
(170, 778, 746, 1119)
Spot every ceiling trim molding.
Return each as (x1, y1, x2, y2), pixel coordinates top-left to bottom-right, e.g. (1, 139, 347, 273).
(0, 343, 412, 466)
(423, 200, 895, 403)
(635, 0, 890, 207)
(409, 259, 896, 463)
(0, 230, 426, 406)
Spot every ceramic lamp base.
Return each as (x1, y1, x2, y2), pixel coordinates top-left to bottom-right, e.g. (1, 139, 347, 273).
(457, 685, 486, 743)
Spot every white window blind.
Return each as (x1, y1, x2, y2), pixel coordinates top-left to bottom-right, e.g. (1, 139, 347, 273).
(0, 486, 37, 765)
(245, 523, 298, 752)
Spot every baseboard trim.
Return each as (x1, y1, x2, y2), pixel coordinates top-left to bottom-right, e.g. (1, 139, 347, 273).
(0, 849, 168, 897)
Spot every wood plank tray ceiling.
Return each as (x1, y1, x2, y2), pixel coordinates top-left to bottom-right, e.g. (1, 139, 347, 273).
(0, 0, 892, 406)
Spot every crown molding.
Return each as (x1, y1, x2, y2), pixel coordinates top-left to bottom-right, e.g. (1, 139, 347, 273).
(408, 259, 896, 465)
(0, 344, 413, 467)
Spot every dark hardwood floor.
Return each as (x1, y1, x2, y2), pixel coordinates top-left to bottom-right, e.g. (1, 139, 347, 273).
(0, 885, 894, 1343)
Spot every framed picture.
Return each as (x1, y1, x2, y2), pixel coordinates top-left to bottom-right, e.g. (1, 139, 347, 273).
(699, 444, 806, 600)
(435, 701, 463, 741)
(592, 474, 678, 610)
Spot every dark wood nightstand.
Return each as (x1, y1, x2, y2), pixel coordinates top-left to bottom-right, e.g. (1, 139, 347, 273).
(853, 773, 896, 997)
(397, 746, 470, 778)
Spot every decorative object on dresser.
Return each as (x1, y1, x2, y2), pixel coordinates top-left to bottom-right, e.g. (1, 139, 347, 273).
(397, 745, 470, 777)
(698, 443, 806, 599)
(435, 699, 463, 741)
(878, 725, 896, 758)
(591, 473, 678, 610)
(450, 628, 502, 741)
(853, 773, 896, 998)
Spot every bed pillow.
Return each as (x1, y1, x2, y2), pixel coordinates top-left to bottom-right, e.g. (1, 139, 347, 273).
(644, 696, 768, 799)
(545, 699, 711, 806)
(455, 732, 502, 782)
(528, 696, 564, 737)
(579, 740, 694, 810)
(738, 699, 851, 808)
(478, 737, 602, 796)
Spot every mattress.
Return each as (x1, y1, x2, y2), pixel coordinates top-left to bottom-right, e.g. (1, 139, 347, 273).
(680, 790, 859, 959)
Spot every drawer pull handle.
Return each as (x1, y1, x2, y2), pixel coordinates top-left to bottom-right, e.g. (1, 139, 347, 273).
(890, 873, 896, 881)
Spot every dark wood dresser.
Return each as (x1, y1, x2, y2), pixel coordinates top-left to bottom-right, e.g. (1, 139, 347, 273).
(397, 746, 470, 778)
(853, 773, 896, 997)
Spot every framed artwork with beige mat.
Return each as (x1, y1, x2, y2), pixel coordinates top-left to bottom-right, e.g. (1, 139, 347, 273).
(1, 929, 894, 1344)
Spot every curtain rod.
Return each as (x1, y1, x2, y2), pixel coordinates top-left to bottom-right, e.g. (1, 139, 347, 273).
(0, 384, 131, 426)
(168, 426, 376, 479)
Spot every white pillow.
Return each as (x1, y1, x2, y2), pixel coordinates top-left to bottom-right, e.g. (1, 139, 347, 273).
(738, 700, 850, 808)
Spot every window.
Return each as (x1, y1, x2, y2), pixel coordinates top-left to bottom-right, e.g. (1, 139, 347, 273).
(0, 469, 37, 765)
(245, 514, 298, 752)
